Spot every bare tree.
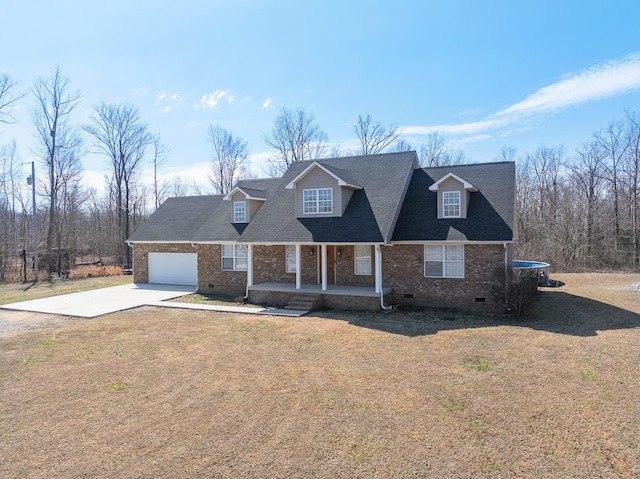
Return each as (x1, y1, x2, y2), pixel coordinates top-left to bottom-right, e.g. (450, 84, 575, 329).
(151, 134, 169, 210)
(419, 132, 466, 167)
(31, 67, 81, 278)
(0, 141, 23, 280)
(169, 175, 190, 197)
(353, 113, 400, 155)
(207, 125, 249, 194)
(570, 140, 606, 266)
(497, 145, 518, 163)
(264, 107, 328, 174)
(624, 111, 640, 265)
(84, 103, 152, 267)
(595, 120, 630, 251)
(0, 73, 23, 125)
(392, 139, 413, 152)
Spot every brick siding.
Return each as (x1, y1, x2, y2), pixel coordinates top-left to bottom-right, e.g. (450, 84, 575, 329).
(134, 242, 509, 313)
(383, 243, 507, 313)
(335, 245, 375, 287)
(196, 244, 247, 297)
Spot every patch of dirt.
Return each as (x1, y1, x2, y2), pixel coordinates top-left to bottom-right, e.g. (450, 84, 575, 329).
(0, 310, 73, 338)
(1, 273, 639, 478)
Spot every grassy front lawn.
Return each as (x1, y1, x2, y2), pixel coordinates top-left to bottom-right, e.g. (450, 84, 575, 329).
(0, 275, 132, 305)
(0, 273, 638, 478)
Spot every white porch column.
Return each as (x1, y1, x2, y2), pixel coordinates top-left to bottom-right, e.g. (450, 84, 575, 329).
(246, 244, 254, 288)
(321, 244, 327, 291)
(295, 244, 301, 290)
(375, 244, 382, 294)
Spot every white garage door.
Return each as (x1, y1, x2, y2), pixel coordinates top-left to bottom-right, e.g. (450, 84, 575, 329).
(148, 252, 198, 286)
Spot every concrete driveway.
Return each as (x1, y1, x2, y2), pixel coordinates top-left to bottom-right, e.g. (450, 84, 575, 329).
(0, 283, 195, 318)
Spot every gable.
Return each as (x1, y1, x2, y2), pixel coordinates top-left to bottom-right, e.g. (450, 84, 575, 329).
(295, 167, 342, 217)
(436, 177, 469, 219)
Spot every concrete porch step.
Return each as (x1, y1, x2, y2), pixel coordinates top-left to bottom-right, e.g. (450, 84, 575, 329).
(284, 293, 321, 312)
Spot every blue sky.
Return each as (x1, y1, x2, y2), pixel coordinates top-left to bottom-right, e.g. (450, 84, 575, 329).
(2, 0, 640, 190)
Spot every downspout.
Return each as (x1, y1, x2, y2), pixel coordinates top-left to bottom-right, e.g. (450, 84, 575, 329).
(504, 242, 509, 309)
(376, 244, 392, 311)
(504, 242, 509, 271)
(244, 244, 253, 300)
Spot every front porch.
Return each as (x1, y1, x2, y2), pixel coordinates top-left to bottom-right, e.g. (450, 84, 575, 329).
(248, 282, 392, 311)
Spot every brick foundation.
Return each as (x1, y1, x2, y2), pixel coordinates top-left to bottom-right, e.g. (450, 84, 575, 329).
(248, 289, 387, 311)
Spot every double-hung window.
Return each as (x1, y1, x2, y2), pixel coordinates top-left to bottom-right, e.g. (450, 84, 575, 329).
(442, 191, 461, 218)
(221, 244, 247, 271)
(285, 245, 297, 273)
(234, 201, 247, 223)
(354, 244, 372, 275)
(424, 245, 464, 278)
(303, 188, 333, 214)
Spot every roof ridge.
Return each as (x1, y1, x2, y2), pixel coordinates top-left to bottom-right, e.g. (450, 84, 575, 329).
(423, 160, 514, 170)
(168, 194, 224, 199)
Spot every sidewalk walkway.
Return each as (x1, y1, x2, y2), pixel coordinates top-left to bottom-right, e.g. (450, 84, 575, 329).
(150, 301, 308, 317)
(1, 283, 308, 318)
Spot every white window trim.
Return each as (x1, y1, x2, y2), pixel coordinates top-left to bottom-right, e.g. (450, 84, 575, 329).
(234, 201, 247, 223)
(424, 244, 465, 278)
(285, 245, 297, 273)
(354, 244, 372, 276)
(303, 188, 333, 214)
(442, 191, 461, 218)
(221, 244, 247, 271)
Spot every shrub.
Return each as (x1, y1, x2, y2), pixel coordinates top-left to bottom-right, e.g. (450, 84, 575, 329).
(505, 266, 538, 316)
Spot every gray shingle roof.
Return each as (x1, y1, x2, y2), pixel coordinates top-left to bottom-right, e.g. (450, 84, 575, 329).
(238, 151, 418, 243)
(127, 195, 230, 242)
(391, 161, 515, 242)
(128, 155, 516, 245)
(235, 178, 281, 198)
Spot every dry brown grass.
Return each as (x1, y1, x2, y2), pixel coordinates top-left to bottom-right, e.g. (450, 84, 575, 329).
(68, 265, 124, 279)
(1, 273, 639, 478)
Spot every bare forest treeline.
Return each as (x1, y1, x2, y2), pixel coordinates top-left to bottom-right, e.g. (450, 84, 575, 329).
(1, 69, 639, 281)
(514, 111, 640, 272)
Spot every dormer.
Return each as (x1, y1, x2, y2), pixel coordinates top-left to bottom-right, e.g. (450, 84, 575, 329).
(286, 162, 361, 218)
(223, 186, 267, 223)
(429, 172, 477, 219)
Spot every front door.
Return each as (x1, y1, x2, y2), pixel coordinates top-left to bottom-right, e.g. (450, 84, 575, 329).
(318, 245, 336, 285)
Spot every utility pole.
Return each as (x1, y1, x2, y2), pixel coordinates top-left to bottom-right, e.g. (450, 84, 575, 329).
(27, 161, 38, 281)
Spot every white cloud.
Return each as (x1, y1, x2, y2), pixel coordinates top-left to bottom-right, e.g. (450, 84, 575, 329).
(155, 91, 184, 112)
(499, 53, 640, 117)
(402, 53, 640, 138)
(200, 90, 231, 109)
(262, 97, 272, 108)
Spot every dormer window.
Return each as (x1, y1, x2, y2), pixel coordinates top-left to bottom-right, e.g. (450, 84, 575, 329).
(234, 201, 247, 223)
(429, 172, 477, 220)
(442, 191, 461, 217)
(303, 188, 333, 214)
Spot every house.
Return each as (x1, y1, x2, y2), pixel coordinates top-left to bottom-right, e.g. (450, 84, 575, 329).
(127, 151, 517, 312)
